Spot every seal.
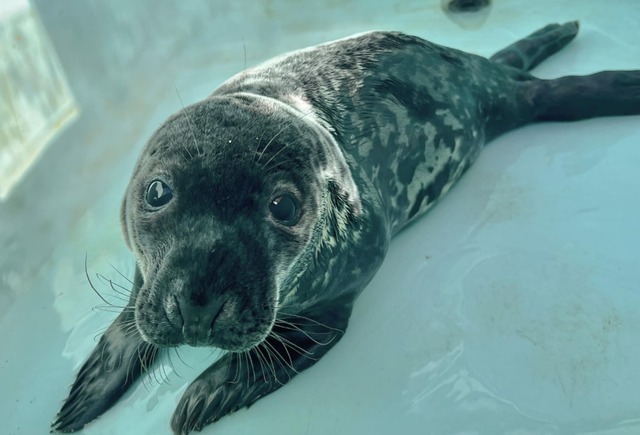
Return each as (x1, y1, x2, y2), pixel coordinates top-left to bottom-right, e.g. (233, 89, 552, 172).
(53, 21, 640, 434)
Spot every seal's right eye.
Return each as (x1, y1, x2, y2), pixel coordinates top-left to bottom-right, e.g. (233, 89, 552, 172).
(146, 180, 173, 207)
(269, 193, 299, 226)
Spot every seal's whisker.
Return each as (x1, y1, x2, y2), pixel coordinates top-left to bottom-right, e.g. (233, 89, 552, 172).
(263, 344, 290, 383)
(246, 349, 257, 385)
(242, 37, 247, 70)
(265, 337, 298, 374)
(123, 324, 140, 338)
(260, 343, 284, 385)
(92, 304, 135, 311)
(99, 339, 109, 365)
(160, 349, 172, 385)
(252, 345, 269, 384)
(118, 319, 137, 330)
(94, 325, 111, 340)
(106, 278, 133, 296)
(254, 344, 272, 384)
(268, 331, 316, 358)
(252, 132, 267, 164)
(144, 344, 154, 377)
(231, 352, 241, 384)
(243, 351, 251, 388)
(257, 111, 313, 166)
(174, 347, 194, 370)
(108, 263, 136, 287)
(140, 372, 151, 392)
(147, 347, 161, 385)
(150, 349, 161, 386)
(124, 323, 138, 333)
(274, 319, 336, 346)
(262, 345, 283, 384)
(138, 344, 152, 392)
(261, 139, 296, 170)
(236, 352, 244, 386)
(229, 352, 242, 384)
(265, 158, 296, 173)
(241, 351, 247, 387)
(283, 340, 318, 362)
(167, 348, 182, 379)
(94, 273, 129, 300)
(85, 253, 125, 308)
(274, 321, 334, 335)
(93, 319, 121, 340)
(255, 126, 286, 165)
(116, 343, 125, 371)
(236, 351, 244, 384)
(155, 348, 166, 385)
(139, 344, 150, 376)
(92, 305, 135, 313)
(268, 333, 300, 371)
(148, 346, 159, 384)
(279, 313, 345, 333)
(124, 344, 138, 386)
(121, 326, 139, 338)
(166, 100, 193, 160)
(173, 83, 202, 157)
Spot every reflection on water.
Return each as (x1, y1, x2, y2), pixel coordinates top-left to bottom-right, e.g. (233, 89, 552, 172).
(441, 0, 493, 30)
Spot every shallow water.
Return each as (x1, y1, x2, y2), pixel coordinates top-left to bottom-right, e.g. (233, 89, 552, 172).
(1, 0, 640, 434)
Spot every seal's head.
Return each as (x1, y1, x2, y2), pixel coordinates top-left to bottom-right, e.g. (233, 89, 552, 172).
(120, 94, 360, 351)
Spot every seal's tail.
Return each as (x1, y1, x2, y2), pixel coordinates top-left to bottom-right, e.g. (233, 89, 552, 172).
(490, 21, 580, 71)
(486, 22, 639, 135)
(532, 70, 640, 121)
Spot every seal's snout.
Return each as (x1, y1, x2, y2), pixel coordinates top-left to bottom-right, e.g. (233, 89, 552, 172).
(135, 230, 279, 351)
(174, 295, 227, 346)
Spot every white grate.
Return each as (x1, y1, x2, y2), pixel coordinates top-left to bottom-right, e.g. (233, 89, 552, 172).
(0, 1, 79, 200)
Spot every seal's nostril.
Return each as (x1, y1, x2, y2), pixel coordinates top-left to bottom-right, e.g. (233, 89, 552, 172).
(174, 295, 184, 326)
(163, 294, 183, 328)
(176, 295, 227, 342)
(211, 300, 227, 330)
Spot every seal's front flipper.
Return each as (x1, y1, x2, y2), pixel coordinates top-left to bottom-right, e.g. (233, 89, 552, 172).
(534, 70, 640, 121)
(52, 267, 157, 433)
(170, 301, 352, 435)
(491, 21, 579, 71)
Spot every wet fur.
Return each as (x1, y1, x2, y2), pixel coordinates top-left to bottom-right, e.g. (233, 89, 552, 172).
(54, 22, 640, 434)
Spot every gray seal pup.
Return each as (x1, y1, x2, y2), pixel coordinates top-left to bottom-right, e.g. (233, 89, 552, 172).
(53, 21, 640, 434)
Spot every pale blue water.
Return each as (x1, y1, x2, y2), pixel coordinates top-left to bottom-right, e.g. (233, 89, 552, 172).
(1, 1, 640, 434)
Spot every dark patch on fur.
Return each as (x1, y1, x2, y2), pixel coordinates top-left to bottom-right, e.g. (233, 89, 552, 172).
(407, 157, 454, 220)
(373, 77, 436, 121)
(439, 51, 464, 67)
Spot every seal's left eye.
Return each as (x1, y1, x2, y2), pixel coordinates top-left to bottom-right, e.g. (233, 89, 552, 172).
(269, 193, 298, 226)
(146, 180, 173, 207)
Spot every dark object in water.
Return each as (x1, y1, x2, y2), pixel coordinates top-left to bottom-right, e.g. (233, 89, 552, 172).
(448, 0, 491, 13)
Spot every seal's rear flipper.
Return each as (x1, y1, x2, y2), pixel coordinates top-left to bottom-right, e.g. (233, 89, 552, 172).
(534, 70, 640, 121)
(491, 21, 579, 71)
